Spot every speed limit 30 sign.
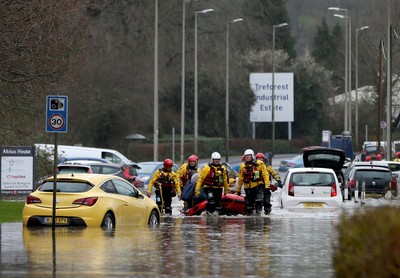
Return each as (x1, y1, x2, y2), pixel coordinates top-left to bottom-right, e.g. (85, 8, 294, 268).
(48, 114, 65, 130)
(46, 96, 68, 133)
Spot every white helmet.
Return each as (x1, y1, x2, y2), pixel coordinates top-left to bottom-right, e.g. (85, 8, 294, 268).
(211, 152, 221, 160)
(244, 149, 254, 157)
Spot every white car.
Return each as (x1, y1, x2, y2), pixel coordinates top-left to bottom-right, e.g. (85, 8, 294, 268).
(278, 146, 346, 209)
(278, 167, 343, 208)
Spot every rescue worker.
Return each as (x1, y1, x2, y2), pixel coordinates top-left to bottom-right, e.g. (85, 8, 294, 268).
(255, 152, 282, 214)
(177, 155, 200, 190)
(236, 149, 269, 215)
(394, 152, 400, 162)
(194, 152, 229, 214)
(376, 154, 383, 161)
(177, 155, 200, 211)
(255, 152, 282, 183)
(147, 159, 181, 215)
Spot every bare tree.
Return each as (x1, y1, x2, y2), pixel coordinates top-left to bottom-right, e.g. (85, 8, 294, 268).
(0, 0, 89, 144)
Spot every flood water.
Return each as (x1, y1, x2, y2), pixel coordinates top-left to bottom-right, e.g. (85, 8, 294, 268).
(1, 193, 396, 278)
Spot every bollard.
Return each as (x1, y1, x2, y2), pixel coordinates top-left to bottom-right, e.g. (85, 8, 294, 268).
(361, 181, 366, 204)
(385, 182, 394, 199)
(344, 180, 348, 202)
(354, 180, 359, 203)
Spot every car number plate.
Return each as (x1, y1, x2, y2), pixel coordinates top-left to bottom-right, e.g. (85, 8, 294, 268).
(303, 202, 323, 208)
(44, 217, 68, 224)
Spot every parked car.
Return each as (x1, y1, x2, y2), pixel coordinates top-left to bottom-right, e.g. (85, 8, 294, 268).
(278, 146, 346, 208)
(278, 167, 343, 209)
(386, 161, 400, 190)
(136, 161, 179, 187)
(278, 154, 303, 172)
(345, 162, 397, 197)
(57, 161, 144, 188)
(22, 174, 160, 229)
(57, 164, 91, 174)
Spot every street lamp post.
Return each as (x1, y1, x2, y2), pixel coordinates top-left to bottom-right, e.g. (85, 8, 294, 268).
(180, 0, 186, 164)
(386, 0, 391, 160)
(180, 0, 199, 164)
(355, 26, 369, 151)
(194, 8, 213, 156)
(329, 7, 349, 132)
(225, 18, 243, 163)
(154, 0, 159, 161)
(348, 18, 352, 134)
(272, 22, 288, 155)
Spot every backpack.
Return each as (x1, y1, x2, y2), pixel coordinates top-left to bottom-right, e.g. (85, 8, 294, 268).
(181, 180, 196, 201)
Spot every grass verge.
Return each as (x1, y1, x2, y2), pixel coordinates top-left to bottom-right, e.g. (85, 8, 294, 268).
(0, 201, 24, 223)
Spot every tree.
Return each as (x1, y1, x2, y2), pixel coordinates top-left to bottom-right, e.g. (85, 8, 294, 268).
(312, 19, 344, 94)
(242, 0, 297, 58)
(290, 50, 335, 141)
(0, 0, 89, 144)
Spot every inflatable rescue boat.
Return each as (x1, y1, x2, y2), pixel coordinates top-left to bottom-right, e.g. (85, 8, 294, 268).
(185, 193, 246, 216)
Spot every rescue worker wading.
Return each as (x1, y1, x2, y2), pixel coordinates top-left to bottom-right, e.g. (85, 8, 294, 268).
(195, 152, 229, 214)
(177, 155, 200, 211)
(255, 152, 283, 214)
(237, 149, 269, 215)
(394, 152, 400, 162)
(147, 159, 181, 215)
(177, 155, 200, 190)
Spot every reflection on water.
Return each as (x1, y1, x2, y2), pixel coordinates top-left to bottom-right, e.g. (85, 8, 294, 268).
(3, 193, 397, 277)
(0, 213, 339, 278)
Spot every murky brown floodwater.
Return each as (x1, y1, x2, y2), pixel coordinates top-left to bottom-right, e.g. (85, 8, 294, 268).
(1, 209, 340, 278)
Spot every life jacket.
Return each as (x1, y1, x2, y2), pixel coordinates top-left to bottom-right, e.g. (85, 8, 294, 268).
(203, 163, 224, 187)
(156, 169, 175, 188)
(181, 165, 198, 186)
(242, 161, 262, 183)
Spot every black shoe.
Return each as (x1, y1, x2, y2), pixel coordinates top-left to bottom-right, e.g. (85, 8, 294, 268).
(264, 207, 271, 214)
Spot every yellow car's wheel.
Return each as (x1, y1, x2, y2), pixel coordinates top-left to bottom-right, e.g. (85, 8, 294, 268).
(101, 212, 115, 230)
(148, 210, 160, 226)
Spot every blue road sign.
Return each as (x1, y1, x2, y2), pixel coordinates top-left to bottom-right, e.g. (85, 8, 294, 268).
(46, 95, 68, 133)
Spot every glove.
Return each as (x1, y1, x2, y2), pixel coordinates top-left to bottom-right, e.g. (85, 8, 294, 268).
(277, 181, 283, 188)
(146, 192, 151, 198)
(269, 185, 277, 192)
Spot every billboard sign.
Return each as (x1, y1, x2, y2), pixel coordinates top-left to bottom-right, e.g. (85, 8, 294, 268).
(249, 72, 294, 122)
(1, 146, 35, 191)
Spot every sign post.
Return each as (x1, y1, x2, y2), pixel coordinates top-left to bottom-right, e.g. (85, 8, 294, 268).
(46, 96, 68, 133)
(46, 95, 68, 230)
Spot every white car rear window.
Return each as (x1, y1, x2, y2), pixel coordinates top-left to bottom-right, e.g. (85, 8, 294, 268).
(291, 172, 334, 186)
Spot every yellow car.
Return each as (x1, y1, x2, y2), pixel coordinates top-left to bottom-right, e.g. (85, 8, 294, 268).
(22, 174, 160, 229)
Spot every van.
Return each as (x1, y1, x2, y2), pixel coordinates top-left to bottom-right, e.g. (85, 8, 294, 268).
(35, 144, 132, 165)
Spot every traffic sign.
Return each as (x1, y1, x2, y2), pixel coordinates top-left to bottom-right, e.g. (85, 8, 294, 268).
(46, 95, 68, 133)
(380, 121, 387, 130)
